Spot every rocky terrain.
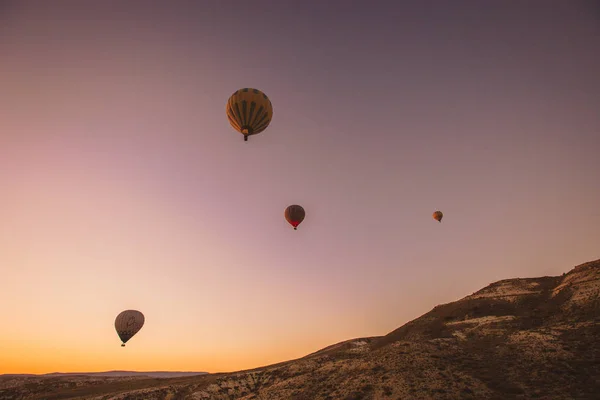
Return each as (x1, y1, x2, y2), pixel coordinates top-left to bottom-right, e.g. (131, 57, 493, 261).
(1, 259, 598, 400)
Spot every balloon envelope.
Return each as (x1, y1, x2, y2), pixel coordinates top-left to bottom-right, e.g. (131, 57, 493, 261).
(226, 88, 273, 141)
(285, 205, 305, 230)
(115, 310, 145, 346)
(433, 211, 443, 222)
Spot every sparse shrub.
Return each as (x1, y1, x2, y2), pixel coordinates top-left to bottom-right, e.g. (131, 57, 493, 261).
(361, 384, 374, 392)
(344, 392, 365, 400)
(290, 394, 312, 400)
(371, 365, 385, 373)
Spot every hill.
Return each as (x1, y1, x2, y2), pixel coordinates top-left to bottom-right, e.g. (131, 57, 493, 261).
(1, 259, 598, 399)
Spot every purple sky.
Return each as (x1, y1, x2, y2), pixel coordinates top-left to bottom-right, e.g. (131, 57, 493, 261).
(1, 0, 599, 373)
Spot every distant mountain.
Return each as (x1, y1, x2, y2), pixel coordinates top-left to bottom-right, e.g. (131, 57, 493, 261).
(0, 370, 207, 378)
(1, 259, 598, 399)
(49, 371, 206, 378)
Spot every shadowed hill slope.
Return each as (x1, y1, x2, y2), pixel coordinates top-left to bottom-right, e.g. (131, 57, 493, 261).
(2, 259, 598, 399)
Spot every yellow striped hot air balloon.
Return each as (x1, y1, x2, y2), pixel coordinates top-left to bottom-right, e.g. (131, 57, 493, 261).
(226, 88, 273, 141)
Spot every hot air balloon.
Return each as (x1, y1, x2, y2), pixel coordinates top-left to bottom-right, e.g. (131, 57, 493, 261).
(433, 210, 443, 223)
(285, 205, 305, 230)
(226, 88, 273, 141)
(115, 310, 145, 347)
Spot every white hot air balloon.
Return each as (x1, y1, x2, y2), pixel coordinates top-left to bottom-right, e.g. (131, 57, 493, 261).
(115, 310, 145, 347)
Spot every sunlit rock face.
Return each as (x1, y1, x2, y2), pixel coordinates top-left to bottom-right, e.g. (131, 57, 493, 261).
(552, 260, 600, 305)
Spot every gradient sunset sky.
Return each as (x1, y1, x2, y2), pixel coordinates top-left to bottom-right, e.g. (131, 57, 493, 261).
(1, 0, 599, 374)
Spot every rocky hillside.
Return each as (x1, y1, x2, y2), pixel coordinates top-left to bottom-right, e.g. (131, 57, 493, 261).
(2, 259, 598, 400)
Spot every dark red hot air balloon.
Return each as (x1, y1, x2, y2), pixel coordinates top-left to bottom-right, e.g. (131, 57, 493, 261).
(285, 205, 305, 230)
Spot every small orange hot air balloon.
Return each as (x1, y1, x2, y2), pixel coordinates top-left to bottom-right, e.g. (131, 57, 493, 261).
(285, 205, 305, 230)
(433, 210, 443, 223)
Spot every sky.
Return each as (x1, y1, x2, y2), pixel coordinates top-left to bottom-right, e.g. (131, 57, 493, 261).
(1, 0, 599, 374)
